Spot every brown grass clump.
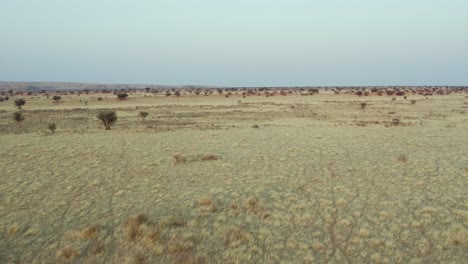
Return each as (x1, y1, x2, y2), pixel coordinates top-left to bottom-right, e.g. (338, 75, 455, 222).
(74, 224, 101, 240)
(398, 155, 408, 162)
(197, 198, 219, 212)
(90, 242, 105, 255)
(123, 213, 149, 241)
(143, 229, 161, 246)
(244, 196, 265, 216)
(56, 246, 79, 262)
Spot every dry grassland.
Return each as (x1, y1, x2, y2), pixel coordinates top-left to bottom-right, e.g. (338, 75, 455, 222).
(0, 92, 467, 263)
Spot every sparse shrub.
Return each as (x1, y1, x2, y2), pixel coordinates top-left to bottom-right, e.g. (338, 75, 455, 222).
(48, 123, 57, 133)
(97, 110, 117, 130)
(14, 98, 26, 109)
(13, 112, 24, 123)
(411, 100, 417, 105)
(398, 154, 407, 162)
(252, 124, 259, 128)
(0, 97, 4, 102)
(139, 111, 149, 121)
(116, 93, 128, 100)
(392, 118, 400, 126)
(97, 97, 103, 101)
(52, 95, 61, 102)
(392, 97, 396, 101)
(360, 102, 367, 111)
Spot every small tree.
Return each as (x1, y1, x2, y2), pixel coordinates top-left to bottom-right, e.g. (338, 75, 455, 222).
(13, 112, 24, 123)
(116, 93, 128, 100)
(360, 102, 367, 111)
(52, 95, 62, 103)
(139, 111, 149, 121)
(97, 110, 117, 130)
(48, 123, 57, 133)
(14, 98, 26, 109)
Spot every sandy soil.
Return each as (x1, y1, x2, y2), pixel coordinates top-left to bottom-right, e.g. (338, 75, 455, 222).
(0, 92, 467, 263)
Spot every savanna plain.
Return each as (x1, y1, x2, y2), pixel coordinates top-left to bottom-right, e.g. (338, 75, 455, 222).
(0, 90, 467, 263)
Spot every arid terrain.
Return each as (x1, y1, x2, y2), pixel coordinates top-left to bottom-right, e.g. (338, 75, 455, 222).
(0, 89, 467, 263)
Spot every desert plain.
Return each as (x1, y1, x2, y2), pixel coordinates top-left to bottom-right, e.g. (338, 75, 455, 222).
(0, 89, 467, 263)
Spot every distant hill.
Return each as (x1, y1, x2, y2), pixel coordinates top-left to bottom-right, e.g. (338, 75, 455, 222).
(0, 82, 218, 92)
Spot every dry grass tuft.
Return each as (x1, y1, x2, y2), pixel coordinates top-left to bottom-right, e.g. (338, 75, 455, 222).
(447, 228, 468, 247)
(7, 224, 21, 236)
(244, 196, 264, 215)
(159, 215, 186, 228)
(143, 229, 161, 246)
(74, 224, 101, 240)
(170, 252, 205, 264)
(197, 198, 219, 212)
(173, 153, 188, 164)
(125, 254, 148, 264)
(398, 154, 408, 162)
(90, 242, 105, 255)
(222, 227, 254, 247)
(123, 213, 149, 241)
(56, 246, 79, 262)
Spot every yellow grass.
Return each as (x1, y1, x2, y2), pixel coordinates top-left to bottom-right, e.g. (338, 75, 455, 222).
(0, 91, 467, 263)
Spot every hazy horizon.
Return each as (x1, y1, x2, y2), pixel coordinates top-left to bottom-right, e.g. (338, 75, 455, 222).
(2, 0, 468, 86)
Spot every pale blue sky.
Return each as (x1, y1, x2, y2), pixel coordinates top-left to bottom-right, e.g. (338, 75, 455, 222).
(1, 0, 467, 86)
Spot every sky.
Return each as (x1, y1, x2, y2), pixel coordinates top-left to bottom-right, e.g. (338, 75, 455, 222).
(1, 0, 467, 86)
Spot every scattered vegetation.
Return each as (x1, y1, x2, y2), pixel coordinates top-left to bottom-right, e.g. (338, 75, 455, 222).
(13, 111, 24, 123)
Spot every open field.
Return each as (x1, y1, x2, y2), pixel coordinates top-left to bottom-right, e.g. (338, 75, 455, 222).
(0, 91, 467, 263)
